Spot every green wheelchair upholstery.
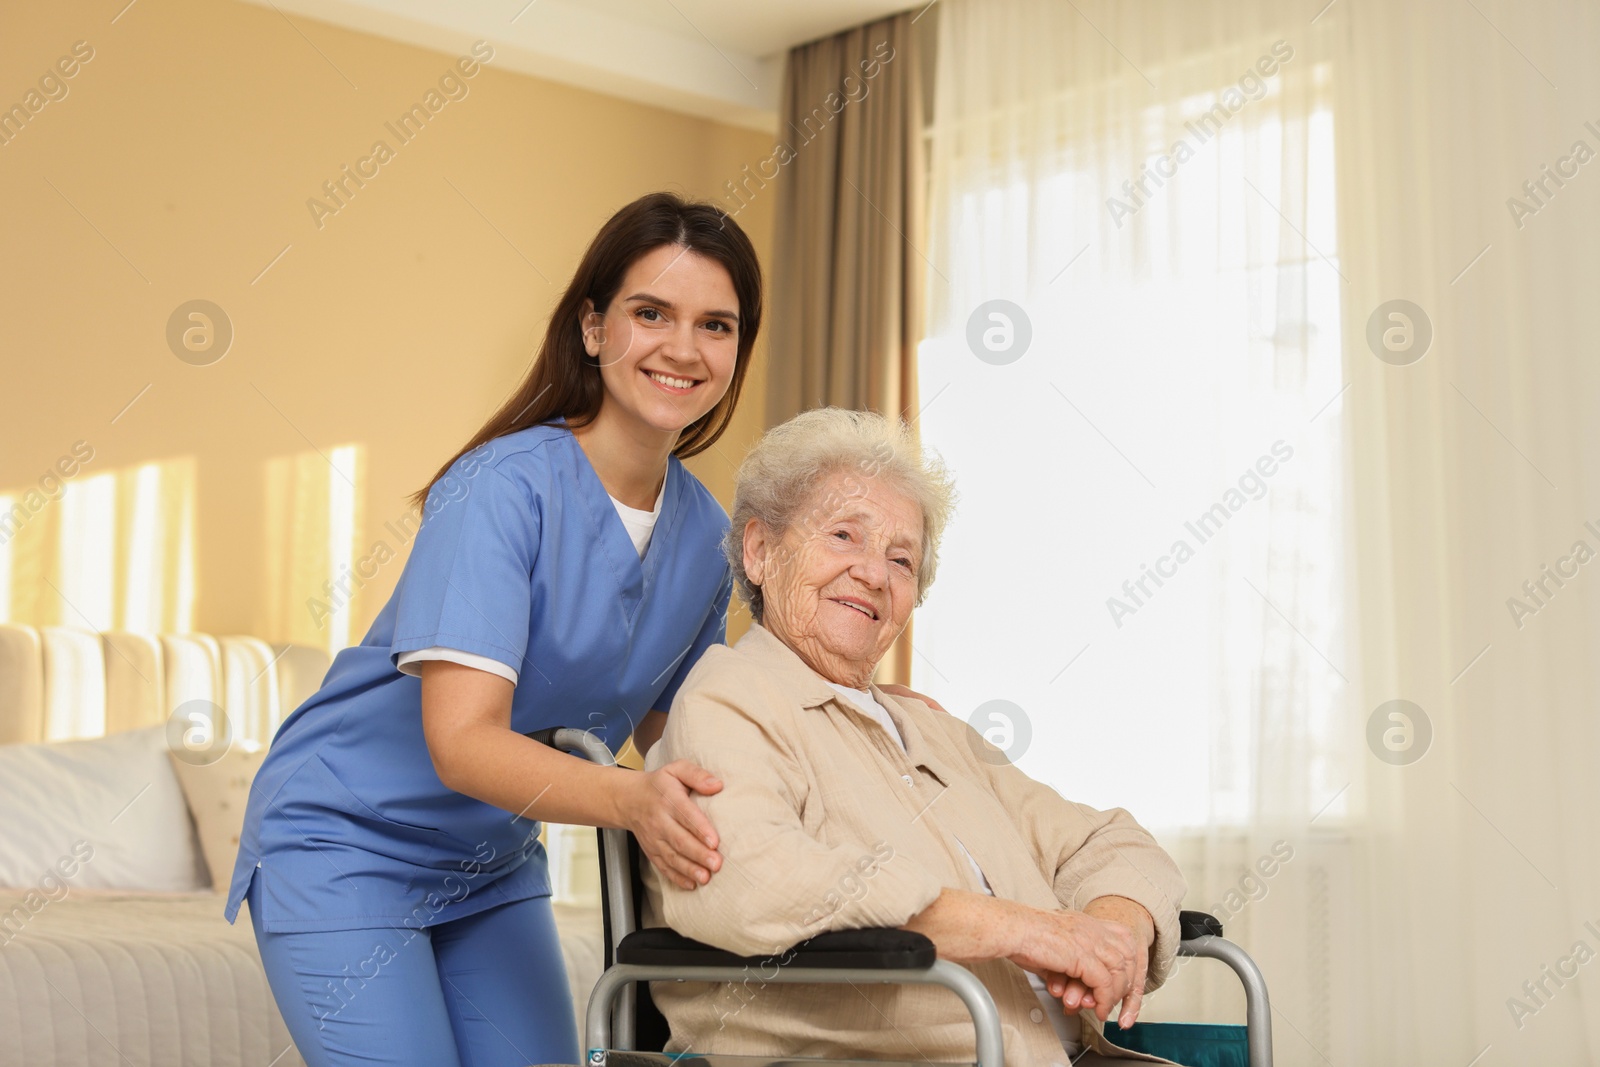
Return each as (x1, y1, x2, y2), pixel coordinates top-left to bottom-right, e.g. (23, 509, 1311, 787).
(1102, 1020, 1250, 1067)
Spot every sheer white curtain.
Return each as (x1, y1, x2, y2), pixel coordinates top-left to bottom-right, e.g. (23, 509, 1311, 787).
(918, 2, 1347, 1054)
(919, 1, 1600, 1063)
(1331, 2, 1600, 1063)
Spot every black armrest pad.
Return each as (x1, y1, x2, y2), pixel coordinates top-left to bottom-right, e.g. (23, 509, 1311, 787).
(1179, 910, 1223, 939)
(617, 927, 937, 970)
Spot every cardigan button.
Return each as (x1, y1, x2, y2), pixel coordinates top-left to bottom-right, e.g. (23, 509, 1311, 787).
(1029, 1007, 1045, 1024)
(901, 774, 913, 786)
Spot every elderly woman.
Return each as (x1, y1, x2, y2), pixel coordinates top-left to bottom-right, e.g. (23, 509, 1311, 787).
(641, 408, 1187, 1066)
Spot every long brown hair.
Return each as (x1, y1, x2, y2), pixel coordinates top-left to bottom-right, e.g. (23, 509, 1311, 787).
(408, 191, 763, 510)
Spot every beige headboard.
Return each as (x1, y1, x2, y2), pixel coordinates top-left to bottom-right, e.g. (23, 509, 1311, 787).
(0, 624, 331, 748)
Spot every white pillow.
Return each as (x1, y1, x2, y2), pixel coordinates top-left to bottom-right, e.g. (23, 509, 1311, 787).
(167, 740, 266, 893)
(0, 724, 210, 892)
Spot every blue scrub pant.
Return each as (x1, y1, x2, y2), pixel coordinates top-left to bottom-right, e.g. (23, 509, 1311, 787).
(248, 876, 580, 1067)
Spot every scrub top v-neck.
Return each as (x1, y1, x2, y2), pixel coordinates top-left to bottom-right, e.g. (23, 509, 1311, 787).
(224, 422, 732, 933)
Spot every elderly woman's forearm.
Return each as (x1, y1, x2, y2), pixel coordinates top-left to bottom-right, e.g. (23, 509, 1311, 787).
(900, 889, 1028, 963)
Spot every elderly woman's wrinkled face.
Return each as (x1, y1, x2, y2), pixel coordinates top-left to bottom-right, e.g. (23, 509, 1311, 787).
(744, 471, 923, 688)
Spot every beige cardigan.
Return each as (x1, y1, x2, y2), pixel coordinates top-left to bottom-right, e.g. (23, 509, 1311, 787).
(641, 623, 1187, 1066)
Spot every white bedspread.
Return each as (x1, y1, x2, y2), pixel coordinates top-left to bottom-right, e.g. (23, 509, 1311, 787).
(0, 890, 604, 1066)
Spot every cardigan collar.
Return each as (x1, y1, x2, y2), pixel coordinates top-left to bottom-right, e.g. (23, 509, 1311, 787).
(732, 623, 950, 785)
(732, 622, 849, 709)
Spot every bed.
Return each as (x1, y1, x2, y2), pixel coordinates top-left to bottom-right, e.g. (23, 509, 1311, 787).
(0, 623, 603, 1067)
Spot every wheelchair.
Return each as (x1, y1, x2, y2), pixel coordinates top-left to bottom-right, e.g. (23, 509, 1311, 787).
(528, 727, 1274, 1067)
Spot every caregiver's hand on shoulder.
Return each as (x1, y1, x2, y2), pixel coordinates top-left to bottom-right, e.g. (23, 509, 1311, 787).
(1007, 906, 1150, 1029)
(621, 761, 724, 891)
(878, 683, 947, 712)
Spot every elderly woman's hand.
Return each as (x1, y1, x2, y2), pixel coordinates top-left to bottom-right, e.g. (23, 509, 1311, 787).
(1007, 905, 1152, 1029)
(1042, 897, 1157, 1027)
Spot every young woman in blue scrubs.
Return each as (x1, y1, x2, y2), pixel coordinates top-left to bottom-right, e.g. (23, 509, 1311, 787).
(222, 193, 767, 1067)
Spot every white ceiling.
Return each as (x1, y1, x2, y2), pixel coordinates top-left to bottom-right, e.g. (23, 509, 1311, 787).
(235, 0, 920, 131)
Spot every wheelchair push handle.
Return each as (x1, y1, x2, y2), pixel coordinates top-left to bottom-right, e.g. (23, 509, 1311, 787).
(524, 726, 618, 768)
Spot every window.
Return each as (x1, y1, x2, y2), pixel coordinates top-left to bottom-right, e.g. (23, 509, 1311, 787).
(915, 72, 1347, 829)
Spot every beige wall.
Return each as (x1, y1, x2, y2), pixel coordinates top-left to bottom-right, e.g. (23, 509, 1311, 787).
(1, 0, 771, 645)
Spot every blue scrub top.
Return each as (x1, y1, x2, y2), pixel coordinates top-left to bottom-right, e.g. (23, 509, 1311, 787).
(224, 423, 731, 933)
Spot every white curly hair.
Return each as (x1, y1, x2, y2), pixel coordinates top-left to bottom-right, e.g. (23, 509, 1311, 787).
(726, 407, 957, 624)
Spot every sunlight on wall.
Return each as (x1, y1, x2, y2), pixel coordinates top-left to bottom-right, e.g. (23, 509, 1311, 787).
(326, 445, 360, 652)
(124, 465, 161, 632)
(121, 460, 197, 633)
(263, 444, 367, 656)
(57, 473, 116, 631)
(0, 457, 197, 634)
(0, 494, 12, 623)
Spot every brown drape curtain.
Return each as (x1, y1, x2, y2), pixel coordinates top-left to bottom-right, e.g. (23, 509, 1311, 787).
(765, 11, 927, 687)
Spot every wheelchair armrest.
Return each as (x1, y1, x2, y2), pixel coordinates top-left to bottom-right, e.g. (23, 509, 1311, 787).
(616, 926, 938, 970)
(1180, 909, 1224, 939)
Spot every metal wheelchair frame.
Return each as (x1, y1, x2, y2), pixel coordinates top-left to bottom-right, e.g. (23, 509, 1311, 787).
(529, 727, 1273, 1067)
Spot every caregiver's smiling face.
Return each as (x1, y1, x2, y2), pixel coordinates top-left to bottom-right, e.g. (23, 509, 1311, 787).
(583, 243, 740, 439)
(743, 471, 924, 689)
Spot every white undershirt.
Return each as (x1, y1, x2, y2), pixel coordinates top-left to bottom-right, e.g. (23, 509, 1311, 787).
(396, 484, 664, 686)
(827, 682, 1083, 1056)
(609, 481, 665, 557)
